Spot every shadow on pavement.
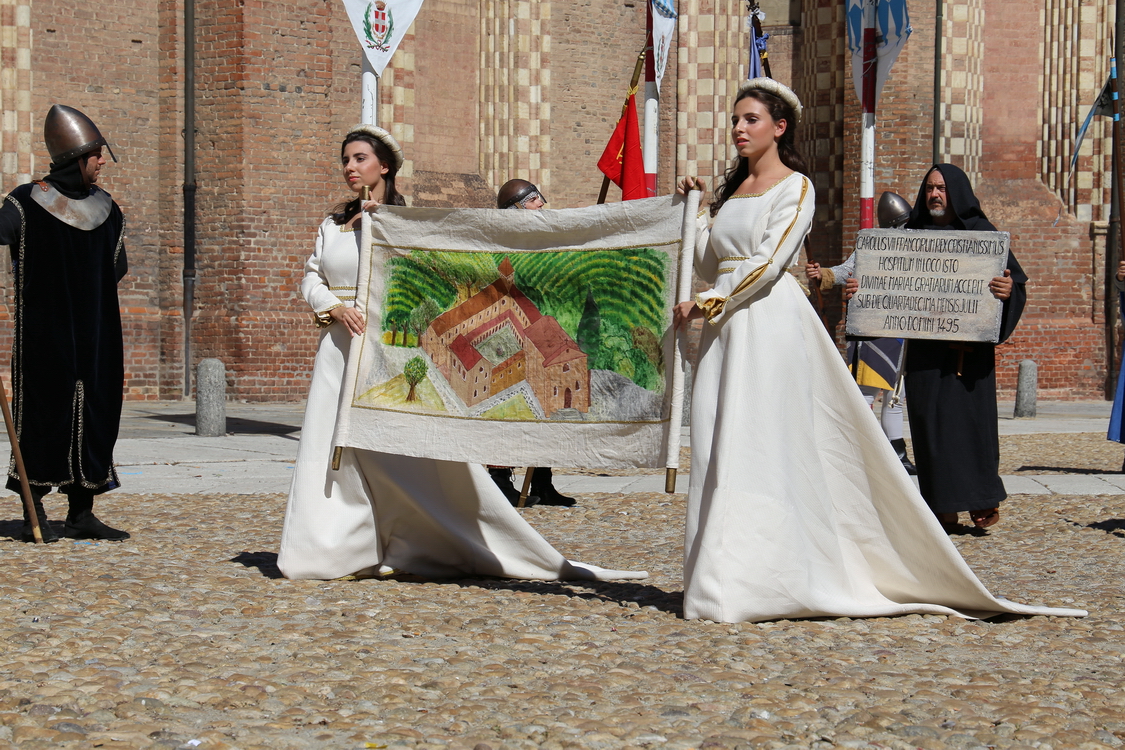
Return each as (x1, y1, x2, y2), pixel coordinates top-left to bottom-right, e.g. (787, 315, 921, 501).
(144, 413, 299, 437)
(228, 551, 683, 615)
(230, 550, 283, 578)
(1087, 518, 1125, 539)
(1017, 465, 1123, 475)
(0, 518, 26, 541)
(452, 578, 683, 617)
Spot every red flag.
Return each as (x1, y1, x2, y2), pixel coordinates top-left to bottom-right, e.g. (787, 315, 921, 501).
(597, 93, 647, 201)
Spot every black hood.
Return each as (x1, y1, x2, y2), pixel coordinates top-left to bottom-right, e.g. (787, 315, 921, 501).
(906, 163, 996, 232)
(43, 157, 92, 200)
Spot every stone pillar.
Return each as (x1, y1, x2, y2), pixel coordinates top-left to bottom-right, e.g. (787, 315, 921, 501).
(196, 358, 227, 437)
(1014, 359, 1037, 418)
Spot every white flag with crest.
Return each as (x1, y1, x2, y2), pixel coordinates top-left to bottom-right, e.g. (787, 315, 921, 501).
(650, 0, 678, 91)
(341, 0, 426, 77)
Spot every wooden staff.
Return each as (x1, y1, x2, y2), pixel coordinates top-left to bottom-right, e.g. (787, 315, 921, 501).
(597, 33, 651, 205)
(0, 377, 42, 543)
(518, 468, 534, 508)
(803, 236, 832, 332)
(331, 184, 373, 473)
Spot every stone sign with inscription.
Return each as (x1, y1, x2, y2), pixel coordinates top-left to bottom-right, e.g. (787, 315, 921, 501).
(845, 228, 1010, 343)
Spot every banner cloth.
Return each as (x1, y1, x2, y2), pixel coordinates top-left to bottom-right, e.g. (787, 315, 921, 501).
(333, 195, 695, 469)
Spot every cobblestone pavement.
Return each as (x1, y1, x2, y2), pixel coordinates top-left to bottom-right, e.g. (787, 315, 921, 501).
(0, 482, 1122, 750)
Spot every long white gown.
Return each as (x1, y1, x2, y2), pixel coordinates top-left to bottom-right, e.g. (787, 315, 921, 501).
(684, 173, 1084, 623)
(277, 216, 648, 582)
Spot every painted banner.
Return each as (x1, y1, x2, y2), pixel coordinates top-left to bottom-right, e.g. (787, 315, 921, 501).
(341, 0, 426, 77)
(846, 0, 911, 106)
(333, 195, 695, 469)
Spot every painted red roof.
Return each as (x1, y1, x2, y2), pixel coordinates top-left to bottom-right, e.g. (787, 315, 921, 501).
(466, 310, 526, 343)
(449, 334, 482, 370)
(428, 277, 542, 337)
(524, 316, 586, 367)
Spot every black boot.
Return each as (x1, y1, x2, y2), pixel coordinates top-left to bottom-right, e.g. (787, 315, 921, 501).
(890, 438, 917, 475)
(21, 488, 58, 543)
(530, 467, 576, 507)
(487, 467, 537, 507)
(63, 490, 130, 540)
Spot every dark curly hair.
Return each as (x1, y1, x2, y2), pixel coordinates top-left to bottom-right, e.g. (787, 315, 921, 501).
(330, 131, 406, 225)
(710, 87, 808, 217)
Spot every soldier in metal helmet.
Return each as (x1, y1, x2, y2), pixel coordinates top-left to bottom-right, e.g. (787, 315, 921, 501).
(803, 191, 917, 475)
(484, 179, 577, 507)
(0, 105, 130, 542)
(496, 179, 546, 211)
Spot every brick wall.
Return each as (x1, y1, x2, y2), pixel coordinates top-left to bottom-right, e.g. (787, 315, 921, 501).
(4, 0, 1114, 401)
(11, 0, 166, 400)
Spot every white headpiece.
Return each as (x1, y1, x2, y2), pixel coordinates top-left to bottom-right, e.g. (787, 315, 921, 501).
(346, 124, 404, 170)
(737, 78, 803, 123)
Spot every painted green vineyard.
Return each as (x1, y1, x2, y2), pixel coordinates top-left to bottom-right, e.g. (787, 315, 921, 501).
(381, 248, 671, 392)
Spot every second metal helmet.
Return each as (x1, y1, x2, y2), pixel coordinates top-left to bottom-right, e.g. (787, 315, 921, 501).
(43, 104, 117, 165)
(877, 191, 911, 228)
(497, 179, 545, 209)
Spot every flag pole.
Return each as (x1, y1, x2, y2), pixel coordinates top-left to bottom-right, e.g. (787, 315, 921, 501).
(362, 56, 379, 126)
(1110, 18, 1125, 397)
(859, 0, 877, 230)
(598, 35, 651, 204)
(642, 3, 659, 197)
(666, 188, 701, 492)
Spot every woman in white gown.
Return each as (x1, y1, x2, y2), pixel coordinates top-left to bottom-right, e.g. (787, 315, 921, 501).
(277, 125, 646, 583)
(673, 78, 1083, 623)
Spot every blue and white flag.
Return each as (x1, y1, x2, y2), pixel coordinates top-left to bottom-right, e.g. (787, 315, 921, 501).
(650, 0, 678, 91)
(341, 0, 426, 77)
(746, 8, 769, 79)
(846, 0, 911, 106)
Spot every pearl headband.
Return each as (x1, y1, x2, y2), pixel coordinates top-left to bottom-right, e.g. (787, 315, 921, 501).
(737, 77, 803, 123)
(346, 124, 404, 170)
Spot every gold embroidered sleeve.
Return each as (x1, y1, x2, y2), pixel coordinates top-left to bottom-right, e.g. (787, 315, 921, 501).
(313, 303, 342, 328)
(695, 294, 726, 322)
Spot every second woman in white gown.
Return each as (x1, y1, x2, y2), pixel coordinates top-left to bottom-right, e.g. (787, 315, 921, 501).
(674, 78, 1084, 623)
(277, 125, 646, 583)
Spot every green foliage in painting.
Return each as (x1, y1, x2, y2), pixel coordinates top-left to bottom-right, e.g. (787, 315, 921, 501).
(403, 356, 427, 402)
(382, 248, 670, 391)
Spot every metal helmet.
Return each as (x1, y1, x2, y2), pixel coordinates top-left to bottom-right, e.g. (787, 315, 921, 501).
(877, 191, 911, 229)
(497, 179, 546, 209)
(43, 104, 117, 165)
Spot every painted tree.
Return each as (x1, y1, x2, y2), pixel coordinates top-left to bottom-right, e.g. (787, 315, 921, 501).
(407, 252, 500, 305)
(408, 298, 443, 343)
(403, 356, 427, 402)
(576, 289, 601, 356)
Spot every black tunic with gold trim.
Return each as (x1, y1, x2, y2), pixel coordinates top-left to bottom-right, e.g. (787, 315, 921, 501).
(0, 182, 127, 494)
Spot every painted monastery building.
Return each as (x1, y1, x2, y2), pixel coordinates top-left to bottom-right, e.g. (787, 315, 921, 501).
(420, 259, 589, 418)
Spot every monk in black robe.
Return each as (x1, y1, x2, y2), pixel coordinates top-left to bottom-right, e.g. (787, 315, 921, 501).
(0, 105, 129, 542)
(903, 164, 1026, 532)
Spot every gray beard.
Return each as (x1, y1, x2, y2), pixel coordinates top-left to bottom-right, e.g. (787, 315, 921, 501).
(929, 206, 946, 218)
